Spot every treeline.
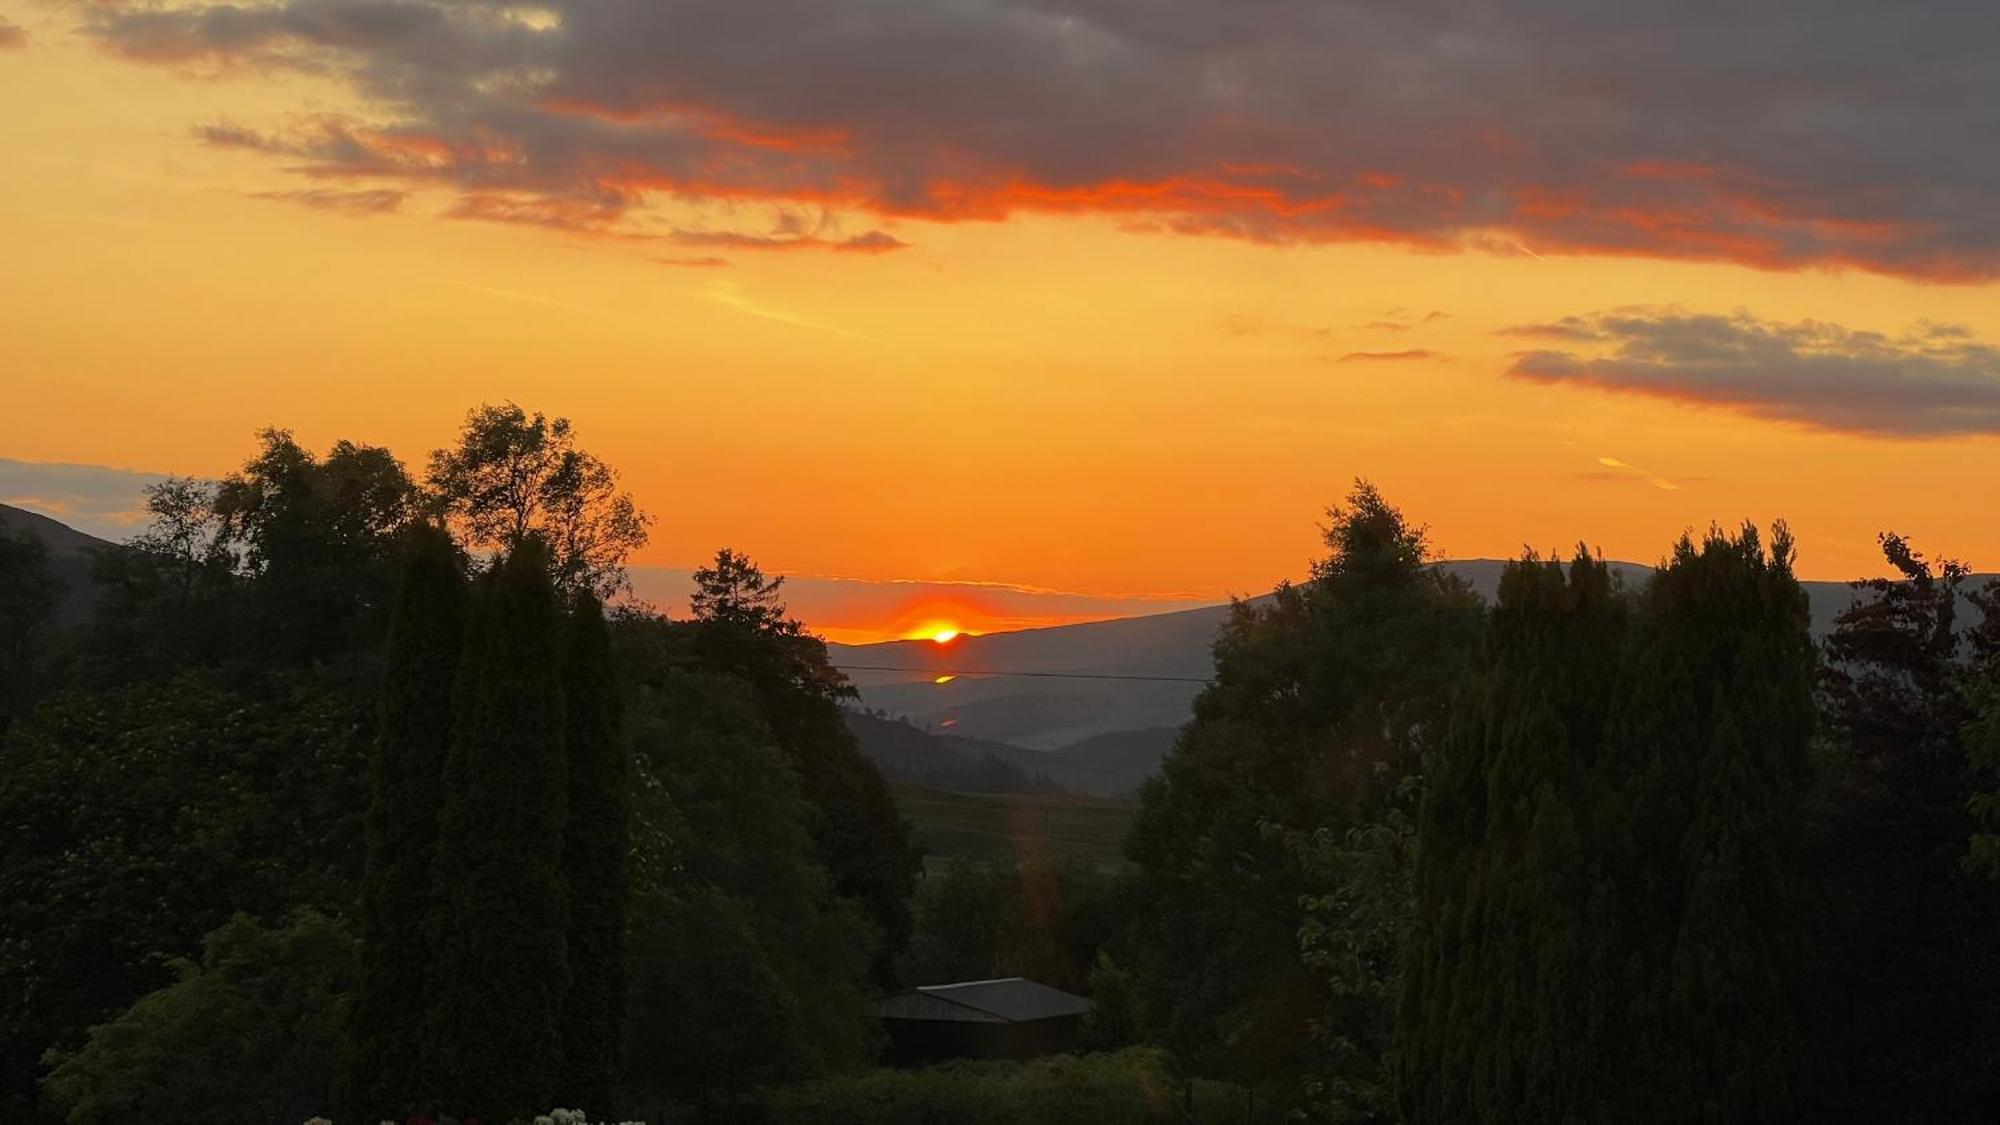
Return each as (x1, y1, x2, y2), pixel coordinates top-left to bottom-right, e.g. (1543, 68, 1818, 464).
(6, 428, 2000, 1124)
(1104, 483, 2000, 1122)
(0, 406, 918, 1124)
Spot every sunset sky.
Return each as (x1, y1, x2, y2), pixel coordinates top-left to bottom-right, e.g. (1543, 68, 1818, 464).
(4, 1, 1998, 642)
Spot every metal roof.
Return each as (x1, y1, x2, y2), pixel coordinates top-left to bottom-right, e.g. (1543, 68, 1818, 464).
(878, 977, 1093, 1023)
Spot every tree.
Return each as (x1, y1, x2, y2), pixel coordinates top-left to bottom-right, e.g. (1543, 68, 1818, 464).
(41, 911, 355, 1125)
(1124, 481, 1481, 1101)
(686, 549, 920, 978)
(85, 477, 237, 678)
(427, 403, 649, 599)
(559, 590, 629, 1112)
(347, 525, 466, 1122)
(1810, 534, 2000, 1115)
(1613, 525, 1817, 1121)
(1398, 549, 1630, 1123)
(213, 429, 417, 660)
(617, 656, 879, 1112)
(425, 538, 570, 1120)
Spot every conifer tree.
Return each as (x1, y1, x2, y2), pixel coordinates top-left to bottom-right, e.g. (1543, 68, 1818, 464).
(1610, 525, 1816, 1121)
(426, 537, 570, 1120)
(559, 590, 628, 1111)
(350, 525, 465, 1121)
(1399, 548, 1628, 1123)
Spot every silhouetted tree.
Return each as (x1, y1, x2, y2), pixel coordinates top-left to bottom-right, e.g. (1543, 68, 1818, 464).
(687, 548, 919, 977)
(559, 590, 628, 1112)
(348, 525, 465, 1121)
(428, 403, 649, 599)
(1126, 481, 1481, 1101)
(214, 429, 416, 659)
(1809, 533, 2000, 1116)
(426, 538, 569, 1120)
(1399, 548, 1629, 1123)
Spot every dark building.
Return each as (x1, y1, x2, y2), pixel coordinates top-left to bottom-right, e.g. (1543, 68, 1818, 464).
(877, 977, 1093, 1066)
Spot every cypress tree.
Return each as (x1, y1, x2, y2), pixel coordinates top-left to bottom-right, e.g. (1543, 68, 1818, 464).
(349, 524, 465, 1121)
(426, 537, 571, 1120)
(1648, 526, 1815, 1121)
(1592, 524, 1815, 1120)
(559, 590, 628, 1111)
(1399, 548, 1627, 1124)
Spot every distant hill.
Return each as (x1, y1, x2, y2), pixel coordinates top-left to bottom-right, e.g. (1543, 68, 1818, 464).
(846, 710, 1178, 798)
(0, 502, 116, 628)
(832, 559, 1996, 760)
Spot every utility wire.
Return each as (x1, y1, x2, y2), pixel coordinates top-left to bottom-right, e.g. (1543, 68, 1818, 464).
(831, 663, 1211, 684)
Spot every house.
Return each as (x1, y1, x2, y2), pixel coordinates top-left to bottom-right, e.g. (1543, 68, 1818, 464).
(877, 977, 1093, 1066)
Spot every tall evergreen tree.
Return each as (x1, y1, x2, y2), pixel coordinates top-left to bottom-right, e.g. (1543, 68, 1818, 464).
(1612, 525, 1817, 1121)
(349, 525, 465, 1121)
(426, 537, 570, 1120)
(1399, 548, 1628, 1124)
(559, 590, 628, 1112)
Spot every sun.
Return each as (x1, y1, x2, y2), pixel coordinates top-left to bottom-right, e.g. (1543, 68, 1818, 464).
(929, 626, 961, 644)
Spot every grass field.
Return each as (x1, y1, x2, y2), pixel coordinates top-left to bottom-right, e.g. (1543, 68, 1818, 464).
(890, 782, 1139, 869)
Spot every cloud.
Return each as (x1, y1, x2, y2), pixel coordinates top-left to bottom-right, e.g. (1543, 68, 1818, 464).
(1507, 311, 2000, 438)
(657, 255, 730, 268)
(251, 187, 406, 214)
(0, 459, 171, 540)
(668, 226, 909, 253)
(77, 1, 2000, 279)
(1338, 349, 1440, 363)
(0, 19, 26, 50)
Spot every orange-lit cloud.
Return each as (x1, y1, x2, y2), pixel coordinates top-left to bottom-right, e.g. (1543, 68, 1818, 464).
(72, 0, 2000, 280)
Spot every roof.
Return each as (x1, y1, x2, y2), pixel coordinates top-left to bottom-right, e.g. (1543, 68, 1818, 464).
(878, 977, 1093, 1023)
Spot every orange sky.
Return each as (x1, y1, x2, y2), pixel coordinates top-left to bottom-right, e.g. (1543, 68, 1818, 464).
(3, 3, 1998, 642)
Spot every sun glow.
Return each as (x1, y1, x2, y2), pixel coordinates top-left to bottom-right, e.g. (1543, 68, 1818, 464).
(930, 626, 961, 643)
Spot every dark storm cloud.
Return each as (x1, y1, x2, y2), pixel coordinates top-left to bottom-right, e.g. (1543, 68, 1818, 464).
(79, 1, 2000, 278)
(1508, 312, 2000, 438)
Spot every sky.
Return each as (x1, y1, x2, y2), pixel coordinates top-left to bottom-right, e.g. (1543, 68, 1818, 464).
(3, 1, 1998, 643)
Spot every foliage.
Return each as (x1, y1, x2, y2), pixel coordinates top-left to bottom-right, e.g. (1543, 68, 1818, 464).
(41, 911, 355, 1125)
(1397, 549, 1630, 1123)
(619, 662, 879, 1111)
(213, 429, 418, 660)
(560, 590, 631, 1111)
(1124, 480, 1480, 1093)
(1809, 533, 2000, 1115)
(686, 549, 921, 977)
(427, 403, 649, 600)
(83, 477, 238, 678)
(0, 672, 367, 1117)
(426, 539, 571, 1121)
(753, 1049, 1252, 1125)
(348, 525, 467, 1122)
(897, 860, 1127, 994)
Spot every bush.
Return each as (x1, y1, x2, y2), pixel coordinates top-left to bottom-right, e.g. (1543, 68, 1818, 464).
(41, 911, 354, 1125)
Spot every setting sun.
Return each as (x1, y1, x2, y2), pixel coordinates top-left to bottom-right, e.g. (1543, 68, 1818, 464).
(930, 627, 961, 644)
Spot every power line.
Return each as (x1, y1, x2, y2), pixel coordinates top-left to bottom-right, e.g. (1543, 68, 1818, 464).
(831, 663, 1211, 684)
